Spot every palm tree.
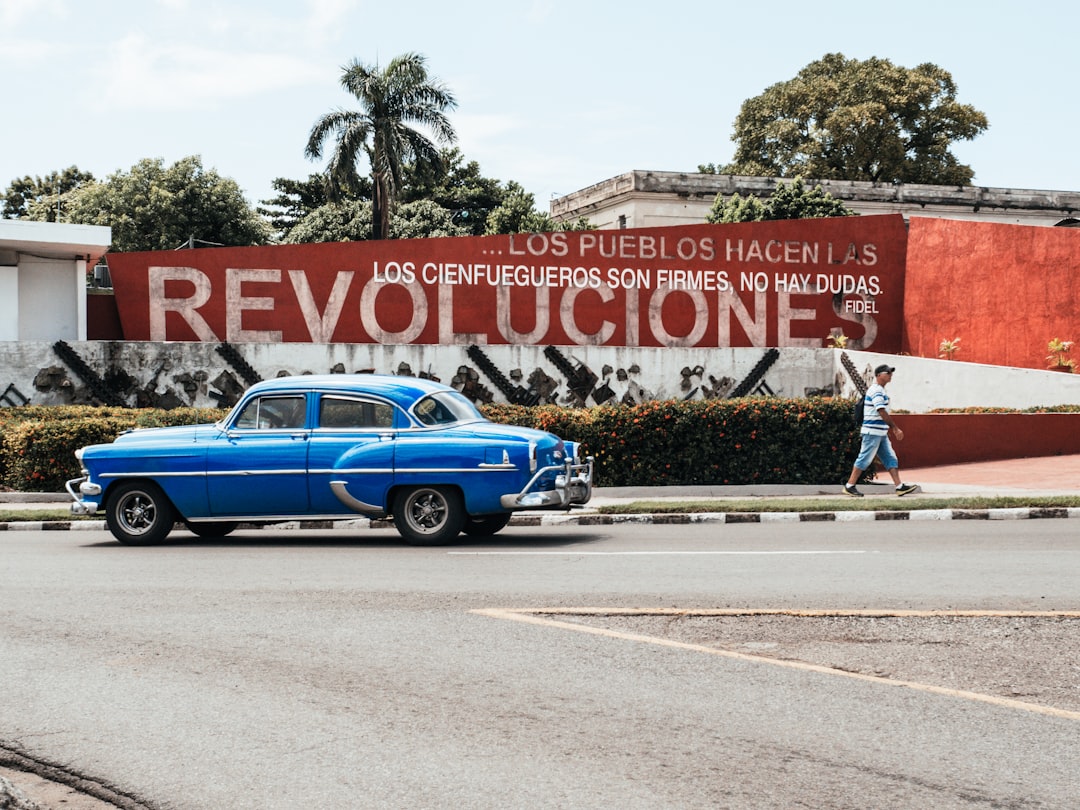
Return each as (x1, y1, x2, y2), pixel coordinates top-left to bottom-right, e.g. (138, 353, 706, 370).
(305, 52, 457, 240)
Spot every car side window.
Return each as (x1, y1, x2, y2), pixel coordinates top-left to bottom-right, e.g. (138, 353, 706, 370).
(234, 395, 306, 430)
(319, 397, 394, 429)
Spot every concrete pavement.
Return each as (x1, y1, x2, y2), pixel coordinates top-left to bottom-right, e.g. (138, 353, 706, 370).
(2, 455, 1079, 808)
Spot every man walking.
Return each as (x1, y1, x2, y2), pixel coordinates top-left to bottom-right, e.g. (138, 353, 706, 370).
(844, 364, 919, 497)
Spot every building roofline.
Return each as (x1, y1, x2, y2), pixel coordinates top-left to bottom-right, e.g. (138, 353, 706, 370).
(0, 219, 112, 267)
(550, 170, 1080, 218)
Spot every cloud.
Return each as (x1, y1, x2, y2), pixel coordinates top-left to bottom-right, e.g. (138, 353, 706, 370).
(304, 0, 361, 45)
(0, 0, 66, 61)
(0, 0, 65, 28)
(526, 0, 556, 24)
(88, 33, 332, 111)
(453, 111, 522, 146)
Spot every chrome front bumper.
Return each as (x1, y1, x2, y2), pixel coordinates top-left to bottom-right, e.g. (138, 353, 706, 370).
(499, 457, 593, 510)
(66, 475, 101, 516)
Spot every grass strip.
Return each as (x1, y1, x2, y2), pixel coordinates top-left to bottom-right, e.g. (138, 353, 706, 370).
(597, 495, 1080, 514)
(0, 509, 96, 522)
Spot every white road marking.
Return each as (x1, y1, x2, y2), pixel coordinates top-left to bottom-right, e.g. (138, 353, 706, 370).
(448, 550, 868, 556)
(472, 608, 1080, 722)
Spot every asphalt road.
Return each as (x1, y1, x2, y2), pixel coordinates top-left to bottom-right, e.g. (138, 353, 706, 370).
(2, 521, 1079, 809)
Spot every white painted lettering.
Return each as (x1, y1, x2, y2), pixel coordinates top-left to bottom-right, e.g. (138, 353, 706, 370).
(648, 286, 708, 347)
(360, 278, 426, 343)
(561, 286, 615, 345)
(148, 266, 217, 341)
(289, 270, 352, 343)
(226, 268, 282, 343)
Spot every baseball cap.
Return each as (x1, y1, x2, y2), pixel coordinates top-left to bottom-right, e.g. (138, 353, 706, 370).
(875, 364, 896, 374)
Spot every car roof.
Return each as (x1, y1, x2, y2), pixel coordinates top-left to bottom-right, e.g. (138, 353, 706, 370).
(243, 374, 454, 409)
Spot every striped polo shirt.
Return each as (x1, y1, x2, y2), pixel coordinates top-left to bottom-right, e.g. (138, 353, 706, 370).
(861, 383, 890, 436)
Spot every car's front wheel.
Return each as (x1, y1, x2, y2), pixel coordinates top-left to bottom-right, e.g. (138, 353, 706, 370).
(393, 486, 465, 545)
(105, 481, 175, 546)
(462, 513, 512, 537)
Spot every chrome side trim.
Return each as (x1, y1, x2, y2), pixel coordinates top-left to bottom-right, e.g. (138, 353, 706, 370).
(99, 470, 308, 479)
(313, 467, 514, 475)
(329, 481, 386, 517)
(98, 467, 516, 479)
(184, 514, 378, 523)
(204, 469, 308, 477)
(309, 468, 394, 476)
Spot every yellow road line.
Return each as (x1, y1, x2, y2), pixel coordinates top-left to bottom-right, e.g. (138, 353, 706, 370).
(471, 608, 1080, 722)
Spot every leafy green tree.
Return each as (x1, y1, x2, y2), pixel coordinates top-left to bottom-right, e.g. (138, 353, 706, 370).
(723, 53, 988, 185)
(399, 147, 504, 236)
(305, 52, 457, 240)
(707, 192, 767, 223)
(283, 200, 372, 243)
(65, 156, 271, 252)
(708, 178, 855, 223)
(3, 166, 96, 221)
(485, 182, 593, 235)
(390, 200, 470, 239)
(257, 174, 353, 241)
(285, 198, 471, 243)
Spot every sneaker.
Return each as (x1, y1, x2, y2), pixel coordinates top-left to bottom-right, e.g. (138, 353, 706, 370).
(843, 484, 864, 497)
(895, 483, 919, 496)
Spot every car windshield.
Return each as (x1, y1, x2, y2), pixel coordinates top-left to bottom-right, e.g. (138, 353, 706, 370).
(412, 391, 482, 426)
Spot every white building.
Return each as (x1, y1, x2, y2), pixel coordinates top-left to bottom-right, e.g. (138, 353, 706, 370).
(0, 219, 111, 341)
(550, 171, 1080, 230)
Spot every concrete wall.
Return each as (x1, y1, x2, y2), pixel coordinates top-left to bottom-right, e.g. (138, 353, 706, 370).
(18, 256, 85, 340)
(0, 266, 18, 341)
(838, 350, 1080, 411)
(3, 341, 1078, 414)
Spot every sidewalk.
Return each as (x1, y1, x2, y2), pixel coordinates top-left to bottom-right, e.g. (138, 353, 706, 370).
(588, 454, 1080, 507)
(903, 454, 1080, 497)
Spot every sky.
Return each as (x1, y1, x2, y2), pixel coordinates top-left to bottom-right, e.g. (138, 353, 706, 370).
(3, 0, 1079, 214)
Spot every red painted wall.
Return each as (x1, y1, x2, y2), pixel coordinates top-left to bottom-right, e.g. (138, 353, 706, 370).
(903, 218, 1080, 369)
(104, 217, 908, 350)
(898, 413, 1080, 467)
(86, 293, 123, 340)
(92, 216, 1079, 373)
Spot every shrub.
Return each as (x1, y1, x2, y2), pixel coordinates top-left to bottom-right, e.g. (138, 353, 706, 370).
(482, 397, 858, 487)
(1, 407, 227, 492)
(2, 399, 861, 491)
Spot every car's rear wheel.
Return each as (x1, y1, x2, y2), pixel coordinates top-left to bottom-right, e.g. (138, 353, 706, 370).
(393, 486, 465, 545)
(184, 521, 238, 538)
(105, 481, 175, 546)
(462, 513, 512, 537)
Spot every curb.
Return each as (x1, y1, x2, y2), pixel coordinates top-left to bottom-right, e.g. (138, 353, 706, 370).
(4, 506, 1080, 533)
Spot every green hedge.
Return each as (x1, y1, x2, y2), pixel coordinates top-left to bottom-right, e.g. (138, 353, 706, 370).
(1, 399, 860, 492)
(481, 397, 859, 487)
(1, 406, 227, 492)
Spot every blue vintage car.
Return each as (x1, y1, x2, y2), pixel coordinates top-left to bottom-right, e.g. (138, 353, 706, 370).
(68, 375, 593, 545)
